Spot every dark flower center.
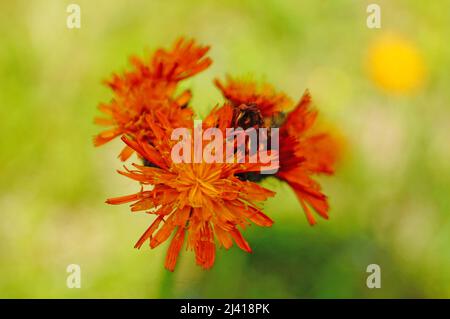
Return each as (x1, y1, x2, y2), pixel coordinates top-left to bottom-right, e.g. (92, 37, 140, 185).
(232, 103, 264, 129)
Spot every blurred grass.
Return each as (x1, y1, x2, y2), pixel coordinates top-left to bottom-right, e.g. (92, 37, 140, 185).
(0, 0, 449, 298)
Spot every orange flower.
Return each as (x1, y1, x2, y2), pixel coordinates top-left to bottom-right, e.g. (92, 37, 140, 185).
(95, 38, 340, 271)
(277, 91, 339, 225)
(215, 76, 292, 118)
(106, 113, 275, 271)
(215, 77, 339, 225)
(94, 38, 212, 161)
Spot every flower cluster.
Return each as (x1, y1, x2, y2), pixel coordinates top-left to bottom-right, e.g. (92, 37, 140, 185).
(94, 38, 339, 271)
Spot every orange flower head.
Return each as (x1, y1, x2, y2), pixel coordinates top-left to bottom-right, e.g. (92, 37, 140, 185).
(277, 90, 340, 225)
(215, 76, 292, 118)
(213, 76, 339, 225)
(94, 38, 212, 161)
(106, 112, 275, 271)
(95, 38, 341, 271)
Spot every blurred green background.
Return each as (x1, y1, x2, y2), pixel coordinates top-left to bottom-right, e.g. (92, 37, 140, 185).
(1, 0, 449, 298)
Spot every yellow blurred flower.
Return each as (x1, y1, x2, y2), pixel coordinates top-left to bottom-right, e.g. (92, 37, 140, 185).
(367, 33, 425, 94)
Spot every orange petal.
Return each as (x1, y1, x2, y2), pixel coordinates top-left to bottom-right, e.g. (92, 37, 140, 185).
(94, 117, 115, 126)
(118, 145, 134, 162)
(130, 198, 155, 212)
(150, 218, 176, 248)
(292, 185, 329, 225)
(229, 228, 252, 253)
(106, 192, 141, 205)
(194, 223, 216, 269)
(165, 227, 186, 272)
(134, 215, 164, 249)
(214, 225, 233, 249)
(175, 90, 192, 107)
(245, 207, 274, 227)
(93, 129, 122, 146)
(299, 198, 316, 226)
